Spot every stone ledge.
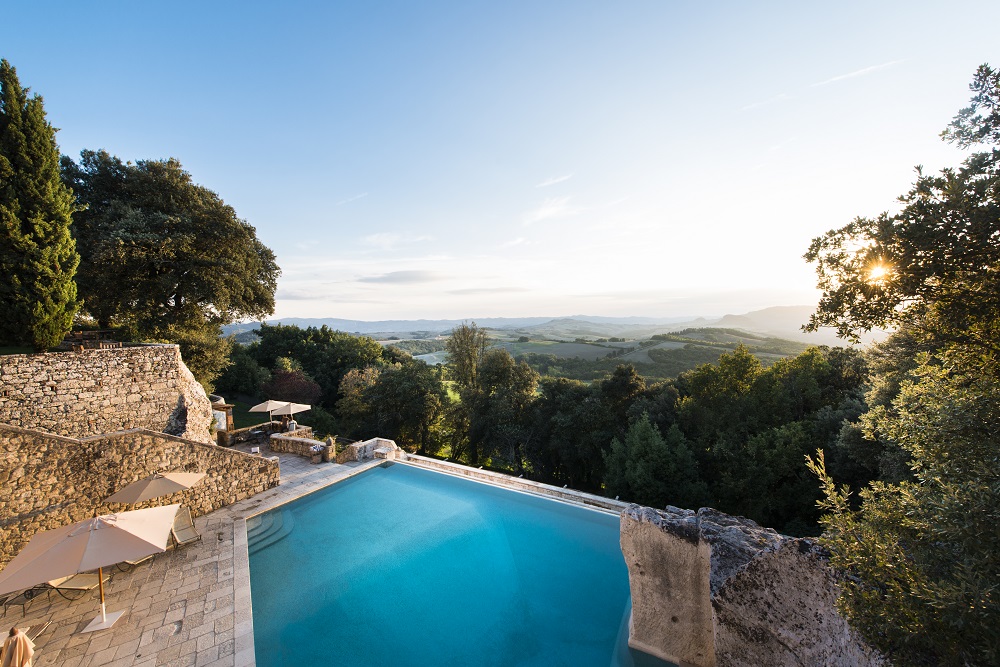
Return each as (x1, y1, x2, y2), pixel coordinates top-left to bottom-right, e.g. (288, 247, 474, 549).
(620, 504, 886, 667)
(403, 454, 630, 514)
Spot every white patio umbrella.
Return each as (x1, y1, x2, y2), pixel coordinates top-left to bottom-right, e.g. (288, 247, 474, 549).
(271, 402, 311, 417)
(248, 400, 291, 422)
(0, 505, 180, 633)
(104, 472, 206, 505)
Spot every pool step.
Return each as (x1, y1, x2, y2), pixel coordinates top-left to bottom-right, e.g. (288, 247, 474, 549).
(247, 511, 285, 544)
(248, 510, 295, 554)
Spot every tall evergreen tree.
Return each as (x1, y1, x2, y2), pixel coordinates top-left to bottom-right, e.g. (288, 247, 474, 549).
(0, 59, 78, 350)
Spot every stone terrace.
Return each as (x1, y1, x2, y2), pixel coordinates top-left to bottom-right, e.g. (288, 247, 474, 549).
(5, 449, 381, 667)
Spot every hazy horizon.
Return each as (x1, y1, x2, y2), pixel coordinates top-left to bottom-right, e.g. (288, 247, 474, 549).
(230, 301, 817, 325)
(5, 1, 999, 320)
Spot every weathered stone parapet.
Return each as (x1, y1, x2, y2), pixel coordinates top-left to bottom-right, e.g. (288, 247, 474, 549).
(620, 505, 885, 667)
(335, 437, 401, 463)
(217, 421, 280, 447)
(0, 422, 280, 568)
(0, 345, 214, 444)
(268, 428, 324, 459)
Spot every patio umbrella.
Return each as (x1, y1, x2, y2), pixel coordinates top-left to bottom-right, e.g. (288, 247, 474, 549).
(0, 505, 180, 633)
(248, 400, 291, 421)
(104, 472, 206, 505)
(271, 402, 311, 417)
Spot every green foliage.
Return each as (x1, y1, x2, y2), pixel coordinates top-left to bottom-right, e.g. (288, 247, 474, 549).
(335, 366, 381, 437)
(368, 360, 447, 453)
(295, 405, 338, 440)
(672, 345, 871, 534)
(605, 414, 707, 509)
(159, 320, 232, 392)
(523, 376, 606, 490)
(252, 323, 385, 406)
(215, 343, 271, 396)
(810, 358, 1000, 666)
(445, 321, 489, 389)
(261, 368, 322, 406)
(61, 149, 279, 384)
(805, 64, 1000, 354)
(385, 338, 447, 356)
(464, 349, 539, 469)
(0, 59, 79, 350)
(806, 66, 1000, 664)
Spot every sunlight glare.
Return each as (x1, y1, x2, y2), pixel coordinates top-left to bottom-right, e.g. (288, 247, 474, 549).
(868, 262, 891, 284)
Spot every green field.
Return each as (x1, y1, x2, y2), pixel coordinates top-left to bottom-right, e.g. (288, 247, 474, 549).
(494, 340, 615, 361)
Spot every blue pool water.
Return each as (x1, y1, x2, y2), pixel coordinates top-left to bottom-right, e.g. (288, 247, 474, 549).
(249, 463, 670, 666)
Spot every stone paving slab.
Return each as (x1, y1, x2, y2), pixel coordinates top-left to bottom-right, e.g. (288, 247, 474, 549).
(4, 446, 381, 667)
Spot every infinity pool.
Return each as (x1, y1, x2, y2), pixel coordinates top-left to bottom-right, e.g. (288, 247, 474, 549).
(248, 463, 667, 666)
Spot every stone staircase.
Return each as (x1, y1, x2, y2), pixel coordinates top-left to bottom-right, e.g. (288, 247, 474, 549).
(246, 509, 295, 555)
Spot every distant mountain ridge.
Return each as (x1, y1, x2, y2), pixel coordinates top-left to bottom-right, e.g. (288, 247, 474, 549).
(222, 306, 883, 347)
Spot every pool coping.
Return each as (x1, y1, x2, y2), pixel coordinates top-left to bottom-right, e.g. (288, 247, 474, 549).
(400, 454, 632, 515)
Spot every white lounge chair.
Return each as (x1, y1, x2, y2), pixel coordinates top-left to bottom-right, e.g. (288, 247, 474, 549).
(46, 572, 110, 600)
(170, 506, 202, 548)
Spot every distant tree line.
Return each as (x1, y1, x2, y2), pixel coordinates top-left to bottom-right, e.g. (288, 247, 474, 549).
(217, 319, 880, 537)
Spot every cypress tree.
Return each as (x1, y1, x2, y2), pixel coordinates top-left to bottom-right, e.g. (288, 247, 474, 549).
(0, 59, 79, 350)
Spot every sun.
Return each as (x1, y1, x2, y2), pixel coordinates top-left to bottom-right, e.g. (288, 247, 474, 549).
(868, 262, 891, 283)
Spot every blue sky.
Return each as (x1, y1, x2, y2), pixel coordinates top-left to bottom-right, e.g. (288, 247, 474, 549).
(4, 1, 999, 320)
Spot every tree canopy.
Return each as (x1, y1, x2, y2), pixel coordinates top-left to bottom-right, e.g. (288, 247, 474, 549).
(61, 149, 279, 384)
(0, 59, 79, 350)
(805, 64, 1000, 354)
(806, 64, 1000, 665)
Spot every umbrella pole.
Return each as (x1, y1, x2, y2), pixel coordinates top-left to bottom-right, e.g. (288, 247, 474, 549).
(82, 565, 123, 632)
(98, 565, 107, 622)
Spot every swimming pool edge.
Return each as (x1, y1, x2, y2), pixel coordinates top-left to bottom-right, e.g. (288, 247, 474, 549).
(399, 454, 631, 516)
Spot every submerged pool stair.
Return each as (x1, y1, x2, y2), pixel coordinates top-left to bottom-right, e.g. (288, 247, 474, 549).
(247, 509, 295, 555)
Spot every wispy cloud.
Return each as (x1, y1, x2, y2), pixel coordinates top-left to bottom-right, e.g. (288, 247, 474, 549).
(361, 232, 432, 249)
(740, 92, 792, 112)
(535, 173, 573, 188)
(522, 196, 580, 225)
(357, 270, 445, 284)
(336, 192, 368, 206)
(500, 237, 526, 248)
(448, 287, 529, 295)
(810, 59, 905, 87)
(274, 288, 324, 301)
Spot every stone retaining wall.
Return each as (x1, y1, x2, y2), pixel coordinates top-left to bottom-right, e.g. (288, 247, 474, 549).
(0, 422, 280, 568)
(0, 345, 214, 444)
(268, 428, 323, 458)
(218, 422, 281, 447)
(336, 437, 400, 463)
(620, 504, 885, 667)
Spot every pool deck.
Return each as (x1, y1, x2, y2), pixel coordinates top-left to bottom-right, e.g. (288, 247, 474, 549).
(7, 448, 381, 667)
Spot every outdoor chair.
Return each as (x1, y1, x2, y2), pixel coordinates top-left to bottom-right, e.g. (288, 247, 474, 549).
(115, 554, 154, 572)
(1, 588, 45, 618)
(170, 506, 202, 548)
(45, 572, 110, 600)
(24, 621, 49, 642)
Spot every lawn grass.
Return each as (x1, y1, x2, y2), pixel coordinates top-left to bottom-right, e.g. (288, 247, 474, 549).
(228, 399, 269, 430)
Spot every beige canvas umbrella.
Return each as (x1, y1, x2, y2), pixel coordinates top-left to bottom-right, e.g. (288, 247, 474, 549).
(271, 402, 310, 417)
(104, 472, 206, 505)
(249, 400, 291, 421)
(0, 505, 180, 633)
